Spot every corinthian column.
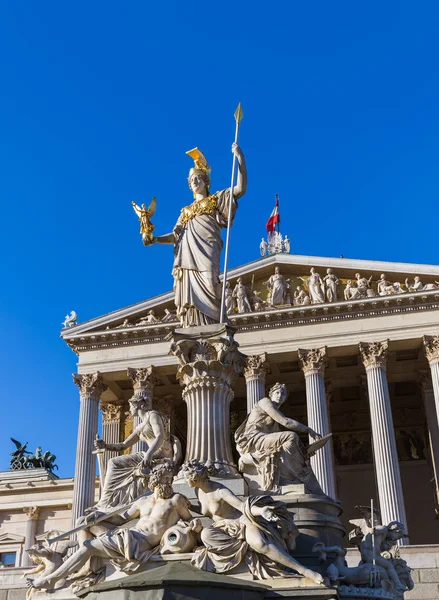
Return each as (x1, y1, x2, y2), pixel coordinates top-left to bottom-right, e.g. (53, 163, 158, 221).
(100, 403, 122, 472)
(127, 366, 161, 453)
(22, 507, 39, 566)
(71, 373, 107, 526)
(423, 336, 439, 426)
(419, 371, 439, 508)
(244, 353, 270, 412)
(170, 324, 245, 476)
(298, 347, 336, 498)
(359, 341, 407, 540)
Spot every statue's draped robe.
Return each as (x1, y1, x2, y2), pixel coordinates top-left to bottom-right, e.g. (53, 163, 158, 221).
(235, 402, 323, 494)
(192, 496, 297, 579)
(173, 189, 236, 328)
(268, 274, 285, 305)
(92, 411, 174, 513)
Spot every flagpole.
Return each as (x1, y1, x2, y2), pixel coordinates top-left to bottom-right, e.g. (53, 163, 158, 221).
(220, 103, 243, 324)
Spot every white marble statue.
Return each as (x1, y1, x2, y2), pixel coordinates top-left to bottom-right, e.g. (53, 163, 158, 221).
(293, 285, 311, 306)
(143, 144, 247, 328)
(62, 311, 77, 328)
(29, 464, 201, 590)
(405, 276, 439, 293)
(235, 383, 326, 494)
(250, 289, 264, 311)
(264, 267, 289, 306)
(267, 231, 283, 255)
(161, 308, 177, 323)
(233, 278, 252, 314)
(92, 394, 181, 513)
(323, 268, 339, 303)
(224, 281, 235, 314)
(181, 461, 324, 585)
(355, 273, 376, 298)
(283, 235, 290, 254)
(260, 238, 268, 257)
(305, 268, 325, 304)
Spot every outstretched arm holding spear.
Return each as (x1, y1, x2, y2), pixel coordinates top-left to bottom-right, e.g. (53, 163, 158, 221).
(220, 103, 247, 323)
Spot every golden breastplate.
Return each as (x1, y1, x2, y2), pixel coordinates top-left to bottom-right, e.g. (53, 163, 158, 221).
(179, 195, 217, 225)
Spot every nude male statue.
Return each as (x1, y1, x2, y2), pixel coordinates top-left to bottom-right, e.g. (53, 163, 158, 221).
(29, 464, 200, 590)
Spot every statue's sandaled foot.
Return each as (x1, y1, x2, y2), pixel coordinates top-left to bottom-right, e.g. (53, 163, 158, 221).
(302, 569, 325, 586)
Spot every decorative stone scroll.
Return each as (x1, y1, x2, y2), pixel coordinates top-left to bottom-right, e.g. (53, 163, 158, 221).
(359, 340, 389, 370)
(169, 324, 245, 476)
(73, 372, 107, 400)
(100, 403, 122, 423)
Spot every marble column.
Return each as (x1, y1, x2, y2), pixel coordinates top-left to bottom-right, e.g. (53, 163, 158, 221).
(298, 347, 336, 499)
(244, 353, 270, 413)
(22, 506, 39, 567)
(423, 336, 439, 426)
(359, 341, 408, 541)
(71, 373, 107, 527)
(127, 366, 161, 454)
(170, 324, 245, 476)
(419, 370, 439, 508)
(100, 403, 122, 473)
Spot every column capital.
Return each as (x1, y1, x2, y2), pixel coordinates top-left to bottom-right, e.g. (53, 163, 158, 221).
(127, 366, 161, 392)
(359, 340, 389, 370)
(73, 372, 107, 399)
(243, 353, 270, 381)
(423, 336, 439, 365)
(23, 506, 39, 520)
(100, 402, 122, 422)
(298, 347, 327, 376)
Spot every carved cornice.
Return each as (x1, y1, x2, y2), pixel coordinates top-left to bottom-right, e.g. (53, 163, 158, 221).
(127, 366, 161, 392)
(23, 506, 40, 520)
(63, 289, 439, 354)
(423, 335, 439, 365)
(73, 372, 107, 399)
(298, 347, 327, 376)
(100, 402, 122, 422)
(243, 353, 270, 381)
(359, 340, 389, 370)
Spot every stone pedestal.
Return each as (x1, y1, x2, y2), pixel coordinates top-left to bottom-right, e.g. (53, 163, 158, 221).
(71, 373, 107, 526)
(22, 506, 39, 567)
(243, 353, 270, 413)
(298, 347, 336, 499)
(127, 367, 161, 454)
(169, 323, 245, 477)
(359, 341, 408, 542)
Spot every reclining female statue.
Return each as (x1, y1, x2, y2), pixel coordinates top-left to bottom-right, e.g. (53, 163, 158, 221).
(182, 460, 325, 586)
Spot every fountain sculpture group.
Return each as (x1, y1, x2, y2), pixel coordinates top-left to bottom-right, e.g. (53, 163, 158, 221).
(30, 143, 413, 600)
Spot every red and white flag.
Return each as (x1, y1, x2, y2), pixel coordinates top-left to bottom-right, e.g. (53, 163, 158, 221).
(265, 196, 280, 234)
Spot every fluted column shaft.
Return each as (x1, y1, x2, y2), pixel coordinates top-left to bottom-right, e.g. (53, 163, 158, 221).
(424, 336, 439, 429)
(360, 341, 408, 542)
(298, 347, 336, 498)
(244, 353, 270, 413)
(100, 403, 122, 473)
(127, 367, 160, 454)
(22, 507, 39, 566)
(183, 379, 236, 474)
(71, 373, 106, 526)
(419, 372, 439, 506)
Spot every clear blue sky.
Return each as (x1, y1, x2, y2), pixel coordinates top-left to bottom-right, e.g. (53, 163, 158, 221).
(1, 1, 438, 476)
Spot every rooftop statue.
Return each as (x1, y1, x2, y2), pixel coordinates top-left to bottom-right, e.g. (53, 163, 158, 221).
(264, 267, 290, 306)
(235, 383, 327, 494)
(62, 311, 77, 328)
(137, 144, 247, 328)
(182, 461, 324, 586)
(9, 438, 58, 473)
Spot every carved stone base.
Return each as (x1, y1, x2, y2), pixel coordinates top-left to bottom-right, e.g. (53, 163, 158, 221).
(274, 492, 345, 565)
